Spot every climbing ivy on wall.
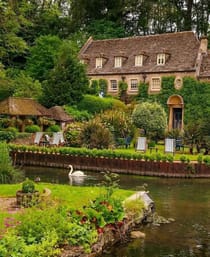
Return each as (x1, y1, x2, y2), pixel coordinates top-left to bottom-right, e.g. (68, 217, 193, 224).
(136, 76, 210, 124)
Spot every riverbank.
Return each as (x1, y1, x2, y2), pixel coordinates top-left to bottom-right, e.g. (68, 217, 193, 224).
(11, 151, 210, 178)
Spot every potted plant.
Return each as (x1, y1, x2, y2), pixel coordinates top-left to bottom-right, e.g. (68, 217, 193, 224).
(16, 178, 40, 207)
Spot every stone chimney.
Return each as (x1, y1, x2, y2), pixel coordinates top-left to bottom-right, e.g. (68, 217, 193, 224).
(199, 36, 208, 54)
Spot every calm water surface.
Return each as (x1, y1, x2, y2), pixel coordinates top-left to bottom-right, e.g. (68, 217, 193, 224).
(24, 166, 210, 257)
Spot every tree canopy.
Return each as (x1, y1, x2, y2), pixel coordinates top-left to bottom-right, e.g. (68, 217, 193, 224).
(132, 102, 167, 138)
(0, 0, 209, 107)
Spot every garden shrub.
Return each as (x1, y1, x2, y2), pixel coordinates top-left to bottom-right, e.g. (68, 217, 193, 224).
(64, 122, 83, 147)
(77, 95, 126, 114)
(46, 124, 60, 132)
(64, 105, 92, 121)
(80, 119, 113, 149)
(25, 125, 41, 133)
(22, 178, 36, 193)
(0, 141, 23, 183)
(0, 130, 16, 142)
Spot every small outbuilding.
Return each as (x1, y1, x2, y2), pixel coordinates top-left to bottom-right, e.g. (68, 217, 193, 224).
(49, 106, 74, 130)
(0, 97, 50, 131)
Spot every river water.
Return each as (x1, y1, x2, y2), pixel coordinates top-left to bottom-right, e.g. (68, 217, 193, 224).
(25, 167, 210, 257)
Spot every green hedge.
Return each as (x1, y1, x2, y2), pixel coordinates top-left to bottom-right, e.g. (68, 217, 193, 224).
(9, 144, 176, 163)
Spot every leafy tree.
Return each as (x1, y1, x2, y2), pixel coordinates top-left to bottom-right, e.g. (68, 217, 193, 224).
(40, 42, 89, 107)
(13, 72, 42, 99)
(0, 63, 15, 101)
(26, 35, 62, 82)
(0, 1, 28, 67)
(86, 19, 125, 39)
(132, 102, 167, 140)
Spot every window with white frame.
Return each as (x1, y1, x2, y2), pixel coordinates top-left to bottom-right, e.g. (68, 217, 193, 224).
(130, 79, 138, 91)
(110, 80, 118, 91)
(135, 55, 143, 66)
(114, 57, 122, 68)
(157, 53, 165, 65)
(151, 77, 161, 91)
(95, 57, 103, 68)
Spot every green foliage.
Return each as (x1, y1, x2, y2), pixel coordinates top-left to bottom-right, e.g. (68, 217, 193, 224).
(0, 142, 23, 183)
(41, 42, 89, 107)
(80, 119, 113, 149)
(99, 79, 108, 97)
(100, 171, 120, 199)
(88, 80, 100, 95)
(64, 122, 83, 147)
(46, 125, 60, 132)
(77, 95, 126, 114)
(97, 109, 135, 139)
(118, 80, 128, 103)
(124, 198, 145, 218)
(132, 102, 167, 139)
(0, 130, 17, 142)
(25, 125, 41, 133)
(12, 72, 42, 99)
(64, 105, 92, 122)
(136, 77, 210, 131)
(26, 35, 62, 82)
(22, 178, 36, 193)
(86, 19, 125, 39)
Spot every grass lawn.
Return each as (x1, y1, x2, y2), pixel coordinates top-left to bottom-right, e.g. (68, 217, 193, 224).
(0, 183, 134, 229)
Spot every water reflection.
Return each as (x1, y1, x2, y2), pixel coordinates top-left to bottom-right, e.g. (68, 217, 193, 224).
(23, 166, 210, 257)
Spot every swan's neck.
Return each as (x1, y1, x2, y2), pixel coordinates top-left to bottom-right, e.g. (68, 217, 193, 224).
(69, 165, 73, 175)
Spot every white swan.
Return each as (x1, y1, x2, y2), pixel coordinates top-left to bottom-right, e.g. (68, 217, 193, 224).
(68, 165, 86, 178)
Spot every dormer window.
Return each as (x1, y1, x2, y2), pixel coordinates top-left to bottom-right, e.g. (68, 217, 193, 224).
(135, 55, 143, 66)
(95, 57, 103, 68)
(114, 57, 122, 68)
(157, 53, 166, 65)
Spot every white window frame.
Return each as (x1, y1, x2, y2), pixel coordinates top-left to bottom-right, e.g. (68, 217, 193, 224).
(114, 57, 122, 68)
(130, 79, 138, 91)
(95, 57, 103, 68)
(135, 55, 143, 66)
(157, 53, 165, 65)
(110, 80, 118, 91)
(151, 77, 161, 91)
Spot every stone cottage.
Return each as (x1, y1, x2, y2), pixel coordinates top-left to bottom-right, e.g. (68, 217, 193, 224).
(79, 31, 210, 130)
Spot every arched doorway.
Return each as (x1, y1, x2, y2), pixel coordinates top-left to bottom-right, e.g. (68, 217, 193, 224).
(167, 95, 184, 131)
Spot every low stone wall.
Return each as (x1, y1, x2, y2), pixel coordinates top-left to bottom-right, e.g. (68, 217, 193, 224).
(11, 151, 210, 178)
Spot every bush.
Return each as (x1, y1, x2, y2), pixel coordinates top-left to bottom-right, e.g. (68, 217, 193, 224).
(64, 105, 92, 121)
(22, 178, 36, 193)
(64, 122, 83, 147)
(81, 120, 113, 149)
(46, 124, 60, 132)
(77, 95, 126, 114)
(0, 142, 23, 183)
(0, 130, 17, 142)
(25, 125, 41, 133)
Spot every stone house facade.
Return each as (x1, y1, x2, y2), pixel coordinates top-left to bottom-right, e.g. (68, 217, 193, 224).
(79, 31, 210, 130)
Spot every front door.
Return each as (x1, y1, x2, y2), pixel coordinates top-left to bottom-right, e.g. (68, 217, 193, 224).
(173, 108, 182, 129)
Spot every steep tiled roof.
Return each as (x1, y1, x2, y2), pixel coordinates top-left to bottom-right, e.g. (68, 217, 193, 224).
(199, 50, 210, 78)
(79, 31, 200, 75)
(0, 97, 50, 116)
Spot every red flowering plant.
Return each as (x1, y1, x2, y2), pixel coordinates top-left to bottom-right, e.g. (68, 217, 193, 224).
(69, 171, 125, 234)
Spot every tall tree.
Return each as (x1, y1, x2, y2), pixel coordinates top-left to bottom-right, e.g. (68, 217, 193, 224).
(25, 35, 62, 81)
(40, 42, 89, 107)
(0, 1, 28, 67)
